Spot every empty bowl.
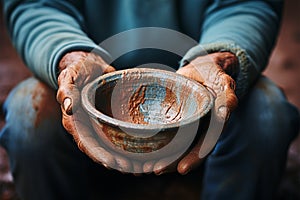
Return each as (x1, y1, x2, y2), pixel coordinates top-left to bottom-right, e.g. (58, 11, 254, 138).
(81, 68, 214, 155)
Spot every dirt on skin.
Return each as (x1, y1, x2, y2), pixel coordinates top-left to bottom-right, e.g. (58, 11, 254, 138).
(1, 0, 300, 199)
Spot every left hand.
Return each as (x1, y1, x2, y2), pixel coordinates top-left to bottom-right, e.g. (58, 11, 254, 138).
(153, 52, 239, 175)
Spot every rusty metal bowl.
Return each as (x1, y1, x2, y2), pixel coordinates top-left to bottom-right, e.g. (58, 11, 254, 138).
(81, 68, 214, 155)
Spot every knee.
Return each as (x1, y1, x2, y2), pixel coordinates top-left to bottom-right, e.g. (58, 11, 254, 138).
(238, 77, 299, 155)
(0, 77, 61, 152)
(254, 101, 299, 155)
(252, 77, 299, 138)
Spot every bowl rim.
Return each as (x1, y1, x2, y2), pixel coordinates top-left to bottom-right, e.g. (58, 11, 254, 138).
(81, 68, 214, 131)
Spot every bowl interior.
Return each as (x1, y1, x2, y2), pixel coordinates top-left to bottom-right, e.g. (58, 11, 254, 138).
(84, 68, 213, 129)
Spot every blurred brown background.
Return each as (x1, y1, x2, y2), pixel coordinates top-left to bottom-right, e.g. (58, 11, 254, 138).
(0, 1, 300, 199)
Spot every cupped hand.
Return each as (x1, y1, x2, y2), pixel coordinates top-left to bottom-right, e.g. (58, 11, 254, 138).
(56, 51, 134, 172)
(153, 52, 239, 175)
(56, 51, 115, 114)
(177, 52, 239, 121)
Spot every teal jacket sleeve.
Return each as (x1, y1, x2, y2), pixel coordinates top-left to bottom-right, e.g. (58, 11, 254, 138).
(3, 0, 110, 89)
(181, 0, 283, 98)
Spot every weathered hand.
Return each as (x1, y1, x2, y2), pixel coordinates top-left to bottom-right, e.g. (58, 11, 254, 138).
(60, 105, 135, 172)
(56, 51, 134, 172)
(57, 51, 115, 114)
(176, 52, 239, 174)
(153, 52, 239, 175)
(177, 52, 239, 121)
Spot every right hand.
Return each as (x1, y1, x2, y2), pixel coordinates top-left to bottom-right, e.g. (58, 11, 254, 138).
(56, 51, 115, 115)
(56, 51, 135, 172)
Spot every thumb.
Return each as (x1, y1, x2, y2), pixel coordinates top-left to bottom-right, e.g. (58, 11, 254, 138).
(214, 74, 238, 121)
(57, 69, 80, 115)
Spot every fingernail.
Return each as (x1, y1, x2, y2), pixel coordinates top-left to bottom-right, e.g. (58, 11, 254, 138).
(63, 98, 72, 114)
(180, 165, 190, 175)
(218, 106, 229, 121)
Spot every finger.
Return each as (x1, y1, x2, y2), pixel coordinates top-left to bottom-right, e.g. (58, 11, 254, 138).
(176, 65, 204, 84)
(143, 160, 155, 174)
(103, 65, 116, 74)
(177, 151, 203, 175)
(214, 74, 238, 121)
(177, 133, 206, 175)
(57, 68, 81, 114)
(177, 65, 236, 120)
(62, 108, 116, 168)
(153, 151, 182, 175)
(132, 161, 143, 176)
(85, 64, 116, 82)
(153, 158, 178, 175)
(177, 152, 203, 175)
(114, 155, 133, 173)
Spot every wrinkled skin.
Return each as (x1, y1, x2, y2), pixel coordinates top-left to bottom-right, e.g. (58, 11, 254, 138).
(177, 52, 239, 122)
(56, 51, 239, 175)
(56, 51, 121, 169)
(57, 51, 115, 115)
(175, 52, 239, 174)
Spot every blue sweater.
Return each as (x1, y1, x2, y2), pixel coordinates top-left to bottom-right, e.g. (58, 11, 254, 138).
(3, 0, 282, 98)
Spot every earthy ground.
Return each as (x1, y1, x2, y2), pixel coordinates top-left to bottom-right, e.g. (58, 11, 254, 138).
(0, 1, 300, 199)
